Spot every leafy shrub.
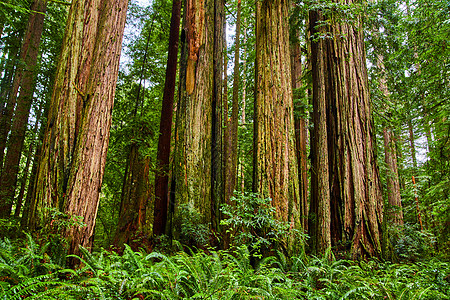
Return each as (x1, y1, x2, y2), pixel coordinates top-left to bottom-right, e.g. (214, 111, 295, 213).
(220, 191, 305, 261)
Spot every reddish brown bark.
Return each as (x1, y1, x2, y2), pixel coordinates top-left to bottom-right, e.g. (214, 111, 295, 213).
(254, 0, 301, 252)
(153, 0, 182, 236)
(309, 0, 383, 258)
(30, 0, 129, 257)
(0, 0, 47, 218)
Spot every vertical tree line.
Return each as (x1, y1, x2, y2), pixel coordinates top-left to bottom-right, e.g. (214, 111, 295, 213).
(0, 0, 447, 262)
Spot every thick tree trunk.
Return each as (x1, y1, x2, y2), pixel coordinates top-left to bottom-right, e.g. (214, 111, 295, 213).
(172, 0, 214, 239)
(254, 0, 301, 251)
(0, 0, 47, 218)
(153, 0, 182, 236)
(30, 0, 128, 256)
(309, 0, 383, 258)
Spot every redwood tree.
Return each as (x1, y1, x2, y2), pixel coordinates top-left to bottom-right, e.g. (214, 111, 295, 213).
(29, 0, 129, 255)
(309, 0, 383, 258)
(171, 0, 215, 239)
(253, 0, 301, 250)
(153, 0, 182, 236)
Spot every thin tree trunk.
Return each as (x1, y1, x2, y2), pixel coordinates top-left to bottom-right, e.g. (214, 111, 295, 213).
(290, 15, 308, 233)
(383, 128, 404, 225)
(224, 0, 240, 204)
(0, 40, 22, 171)
(377, 54, 403, 226)
(211, 0, 224, 233)
(254, 0, 301, 253)
(0, 0, 47, 218)
(408, 118, 418, 169)
(153, 0, 182, 236)
(308, 9, 331, 254)
(30, 0, 129, 257)
(14, 107, 42, 218)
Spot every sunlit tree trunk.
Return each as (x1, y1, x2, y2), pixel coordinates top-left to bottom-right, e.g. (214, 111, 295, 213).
(30, 0, 128, 256)
(0, 0, 47, 218)
(309, 0, 383, 258)
(171, 0, 214, 239)
(153, 0, 182, 236)
(254, 0, 301, 251)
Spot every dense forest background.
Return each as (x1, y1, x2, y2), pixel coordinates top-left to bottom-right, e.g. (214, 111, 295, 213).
(0, 0, 449, 298)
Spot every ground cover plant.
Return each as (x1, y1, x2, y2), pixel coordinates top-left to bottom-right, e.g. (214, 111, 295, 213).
(1, 235, 449, 300)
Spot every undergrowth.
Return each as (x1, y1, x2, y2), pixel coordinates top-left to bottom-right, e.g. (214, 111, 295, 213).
(1, 235, 449, 299)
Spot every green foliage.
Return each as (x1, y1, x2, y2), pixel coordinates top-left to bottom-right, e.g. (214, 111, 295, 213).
(2, 239, 449, 299)
(179, 205, 210, 248)
(221, 192, 305, 261)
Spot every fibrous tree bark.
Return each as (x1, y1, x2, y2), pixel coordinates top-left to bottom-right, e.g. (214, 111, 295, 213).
(153, 0, 182, 237)
(171, 0, 214, 239)
(0, 0, 47, 218)
(29, 0, 129, 256)
(309, 0, 383, 258)
(290, 14, 309, 233)
(254, 0, 301, 250)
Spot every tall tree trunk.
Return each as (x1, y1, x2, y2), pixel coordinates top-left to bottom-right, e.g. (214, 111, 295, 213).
(211, 0, 224, 233)
(254, 0, 301, 252)
(30, 0, 128, 256)
(171, 0, 214, 239)
(308, 9, 331, 254)
(0, 0, 47, 218)
(153, 0, 182, 237)
(309, 0, 383, 258)
(290, 14, 308, 233)
(224, 0, 240, 205)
